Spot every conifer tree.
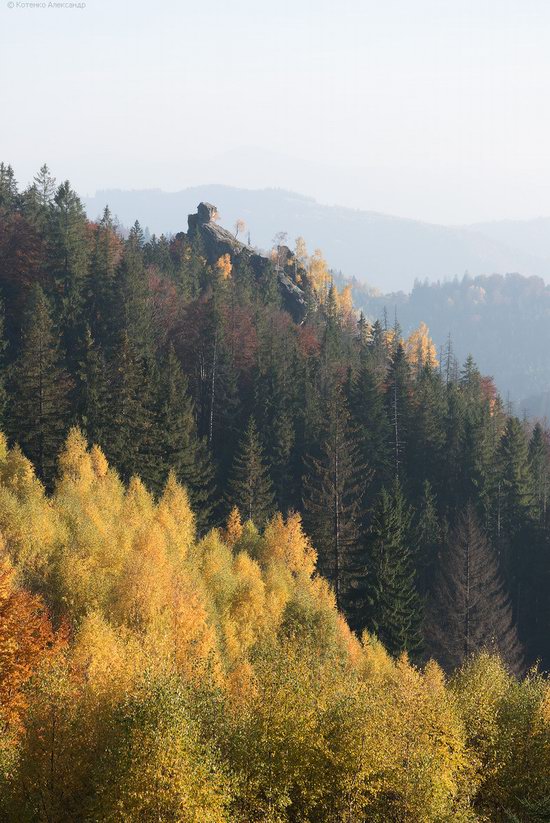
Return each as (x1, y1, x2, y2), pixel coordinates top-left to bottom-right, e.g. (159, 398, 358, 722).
(116, 223, 154, 355)
(75, 326, 110, 448)
(156, 345, 216, 531)
(348, 358, 391, 506)
(497, 417, 535, 546)
(8, 285, 71, 485)
(86, 206, 121, 352)
(0, 163, 18, 213)
(426, 505, 523, 675)
(529, 423, 550, 526)
(302, 386, 367, 620)
(496, 416, 536, 644)
(0, 301, 8, 429)
(415, 480, 443, 597)
(21, 164, 57, 230)
(102, 331, 156, 486)
(442, 381, 466, 510)
(407, 363, 446, 495)
(226, 417, 275, 527)
(367, 318, 389, 383)
(385, 343, 411, 482)
(365, 481, 423, 658)
(48, 181, 90, 353)
(461, 391, 496, 529)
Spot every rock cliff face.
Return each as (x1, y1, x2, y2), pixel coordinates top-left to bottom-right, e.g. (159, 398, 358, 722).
(185, 203, 307, 322)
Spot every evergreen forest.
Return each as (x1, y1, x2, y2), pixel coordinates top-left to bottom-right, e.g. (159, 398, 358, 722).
(1, 162, 550, 821)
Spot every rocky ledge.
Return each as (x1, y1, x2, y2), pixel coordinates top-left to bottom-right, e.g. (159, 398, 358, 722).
(184, 202, 307, 322)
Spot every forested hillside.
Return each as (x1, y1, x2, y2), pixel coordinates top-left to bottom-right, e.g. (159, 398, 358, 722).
(1, 432, 549, 821)
(1, 162, 550, 818)
(345, 272, 550, 410)
(1, 162, 550, 669)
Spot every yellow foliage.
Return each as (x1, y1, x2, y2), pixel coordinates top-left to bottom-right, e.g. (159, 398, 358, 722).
(0, 431, 548, 822)
(405, 321, 439, 371)
(156, 470, 195, 559)
(216, 253, 232, 280)
(223, 506, 243, 546)
(260, 512, 317, 578)
(308, 248, 331, 303)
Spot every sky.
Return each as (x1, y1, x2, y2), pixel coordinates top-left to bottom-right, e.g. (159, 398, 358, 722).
(1, 0, 550, 224)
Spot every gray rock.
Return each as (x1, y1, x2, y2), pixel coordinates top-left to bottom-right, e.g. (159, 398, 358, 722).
(186, 203, 307, 322)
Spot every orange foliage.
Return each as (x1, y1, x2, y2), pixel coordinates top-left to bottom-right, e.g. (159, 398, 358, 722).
(0, 548, 58, 731)
(216, 253, 233, 280)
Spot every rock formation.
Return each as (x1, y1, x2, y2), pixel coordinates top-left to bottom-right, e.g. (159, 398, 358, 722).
(184, 203, 307, 322)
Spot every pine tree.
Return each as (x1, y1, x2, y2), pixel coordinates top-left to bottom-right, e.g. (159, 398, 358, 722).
(226, 417, 275, 527)
(8, 285, 71, 485)
(426, 505, 523, 675)
(365, 481, 423, 658)
(302, 386, 367, 620)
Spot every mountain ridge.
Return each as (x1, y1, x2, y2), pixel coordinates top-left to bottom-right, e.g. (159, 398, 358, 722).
(84, 185, 550, 293)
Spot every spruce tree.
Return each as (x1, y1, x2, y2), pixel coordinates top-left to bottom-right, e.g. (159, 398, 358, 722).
(365, 481, 423, 658)
(302, 385, 367, 621)
(529, 423, 550, 527)
(348, 358, 391, 506)
(415, 479, 443, 597)
(156, 345, 217, 531)
(75, 326, 110, 448)
(86, 206, 121, 352)
(21, 164, 56, 230)
(103, 331, 156, 486)
(226, 417, 275, 527)
(407, 363, 447, 495)
(8, 285, 71, 485)
(496, 416, 536, 645)
(116, 223, 154, 355)
(0, 163, 18, 214)
(48, 181, 90, 352)
(385, 343, 411, 482)
(426, 505, 523, 675)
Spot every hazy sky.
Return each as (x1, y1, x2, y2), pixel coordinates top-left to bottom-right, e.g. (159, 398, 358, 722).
(1, 0, 550, 224)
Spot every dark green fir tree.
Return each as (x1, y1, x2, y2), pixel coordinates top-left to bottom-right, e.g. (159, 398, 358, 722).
(226, 416, 275, 527)
(8, 285, 71, 485)
(365, 481, 423, 659)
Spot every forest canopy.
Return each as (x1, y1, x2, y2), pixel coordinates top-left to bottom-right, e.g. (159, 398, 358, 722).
(0, 432, 549, 822)
(1, 162, 550, 820)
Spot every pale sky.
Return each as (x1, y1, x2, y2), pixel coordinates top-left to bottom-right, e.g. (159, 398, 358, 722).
(1, 0, 550, 224)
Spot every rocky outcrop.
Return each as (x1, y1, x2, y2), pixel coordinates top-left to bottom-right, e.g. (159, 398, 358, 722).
(185, 203, 307, 322)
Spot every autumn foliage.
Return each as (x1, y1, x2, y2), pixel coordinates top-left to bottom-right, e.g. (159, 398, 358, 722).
(0, 431, 549, 821)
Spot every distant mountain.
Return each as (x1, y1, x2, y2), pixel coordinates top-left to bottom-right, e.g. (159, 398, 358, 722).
(84, 186, 550, 294)
(465, 218, 550, 262)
